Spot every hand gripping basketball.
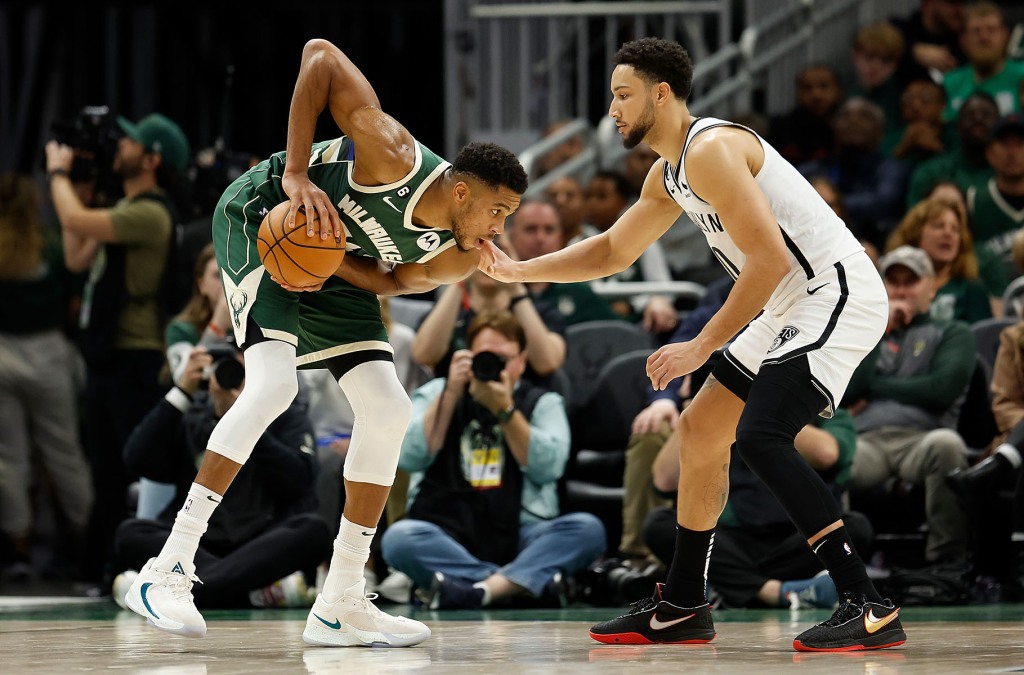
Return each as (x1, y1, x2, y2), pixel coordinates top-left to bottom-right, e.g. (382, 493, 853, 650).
(257, 201, 346, 290)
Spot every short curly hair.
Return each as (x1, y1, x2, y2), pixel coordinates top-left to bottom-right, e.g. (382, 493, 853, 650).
(452, 142, 529, 194)
(613, 37, 693, 102)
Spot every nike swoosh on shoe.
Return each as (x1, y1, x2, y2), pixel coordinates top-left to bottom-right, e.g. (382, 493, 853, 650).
(864, 607, 899, 634)
(314, 613, 342, 630)
(648, 613, 696, 631)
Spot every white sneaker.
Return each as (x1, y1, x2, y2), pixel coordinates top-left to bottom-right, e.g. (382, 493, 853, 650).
(302, 584, 430, 648)
(123, 557, 207, 637)
(112, 570, 139, 610)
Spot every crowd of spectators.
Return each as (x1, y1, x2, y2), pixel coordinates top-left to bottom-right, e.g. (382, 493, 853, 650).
(3, 0, 1024, 610)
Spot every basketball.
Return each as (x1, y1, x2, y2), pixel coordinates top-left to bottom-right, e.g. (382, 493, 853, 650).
(256, 201, 346, 287)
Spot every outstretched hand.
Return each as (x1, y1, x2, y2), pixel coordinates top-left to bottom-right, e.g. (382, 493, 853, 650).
(280, 172, 343, 242)
(477, 240, 523, 283)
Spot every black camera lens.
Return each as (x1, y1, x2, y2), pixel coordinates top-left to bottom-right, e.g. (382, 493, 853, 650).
(211, 357, 245, 390)
(471, 351, 506, 382)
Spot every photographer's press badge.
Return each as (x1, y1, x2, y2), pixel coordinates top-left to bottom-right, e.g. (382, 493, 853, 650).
(460, 421, 503, 490)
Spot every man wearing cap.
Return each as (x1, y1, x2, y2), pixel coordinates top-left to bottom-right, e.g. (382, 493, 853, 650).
(847, 245, 974, 564)
(967, 112, 1024, 298)
(44, 112, 191, 591)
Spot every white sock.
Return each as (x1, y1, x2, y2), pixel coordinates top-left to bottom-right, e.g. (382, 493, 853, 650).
(155, 483, 222, 569)
(321, 516, 375, 603)
(996, 444, 1023, 469)
(472, 581, 492, 606)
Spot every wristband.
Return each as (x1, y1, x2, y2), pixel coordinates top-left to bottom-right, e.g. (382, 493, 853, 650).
(207, 322, 227, 338)
(47, 168, 70, 181)
(509, 294, 530, 308)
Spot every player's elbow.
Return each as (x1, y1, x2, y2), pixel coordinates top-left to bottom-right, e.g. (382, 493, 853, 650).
(302, 39, 336, 62)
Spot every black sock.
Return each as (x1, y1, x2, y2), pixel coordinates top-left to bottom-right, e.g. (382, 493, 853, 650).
(812, 527, 882, 603)
(663, 525, 715, 608)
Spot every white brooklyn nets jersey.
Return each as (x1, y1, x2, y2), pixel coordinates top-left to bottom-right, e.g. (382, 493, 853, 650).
(664, 116, 864, 310)
(663, 116, 886, 416)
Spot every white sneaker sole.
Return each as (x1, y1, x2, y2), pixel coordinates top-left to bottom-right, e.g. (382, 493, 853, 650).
(302, 620, 430, 648)
(124, 580, 207, 638)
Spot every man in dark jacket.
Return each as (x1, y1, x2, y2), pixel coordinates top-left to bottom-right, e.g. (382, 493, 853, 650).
(113, 341, 330, 608)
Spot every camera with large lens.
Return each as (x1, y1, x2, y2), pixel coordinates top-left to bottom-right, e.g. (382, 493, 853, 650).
(201, 342, 245, 390)
(471, 351, 506, 382)
(49, 105, 123, 203)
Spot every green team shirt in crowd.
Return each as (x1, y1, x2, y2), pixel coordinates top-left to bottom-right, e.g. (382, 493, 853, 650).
(534, 282, 622, 325)
(905, 150, 993, 210)
(967, 178, 1024, 296)
(931, 276, 993, 324)
(943, 60, 1024, 121)
(245, 137, 456, 267)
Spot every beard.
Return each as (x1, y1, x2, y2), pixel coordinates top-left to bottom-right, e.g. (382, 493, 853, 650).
(114, 155, 144, 180)
(450, 216, 475, 253)
(623, 99, 656, 149)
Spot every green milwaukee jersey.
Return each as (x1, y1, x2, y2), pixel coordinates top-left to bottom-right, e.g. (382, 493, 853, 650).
(211, 135, 460, 364)
(248, 136, 457, 264)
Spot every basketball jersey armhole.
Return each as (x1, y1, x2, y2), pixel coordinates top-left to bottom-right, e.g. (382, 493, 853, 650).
(683, 121, 766, 204)
(345, 143, 424, 194)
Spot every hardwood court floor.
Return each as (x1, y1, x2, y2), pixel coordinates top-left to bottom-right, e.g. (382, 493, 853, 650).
(1, 601, 1022, 674)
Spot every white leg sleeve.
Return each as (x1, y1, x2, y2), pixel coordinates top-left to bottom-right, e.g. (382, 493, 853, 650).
(338, 359, 412, 486)
(206, 340, 299, 464)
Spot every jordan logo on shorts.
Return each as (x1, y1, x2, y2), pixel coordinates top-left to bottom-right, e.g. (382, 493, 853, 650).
(768, 326, 800, 353)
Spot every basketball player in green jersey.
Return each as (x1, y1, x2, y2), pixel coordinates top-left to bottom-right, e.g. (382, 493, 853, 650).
(123, 38, 527, 646)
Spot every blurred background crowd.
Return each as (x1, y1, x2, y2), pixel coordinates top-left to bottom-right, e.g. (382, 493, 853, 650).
(2, 0, 1024, 612)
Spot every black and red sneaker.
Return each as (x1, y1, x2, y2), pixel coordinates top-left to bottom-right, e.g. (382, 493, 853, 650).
(589, 583, 716, 645)
(793, 592, 906, 652)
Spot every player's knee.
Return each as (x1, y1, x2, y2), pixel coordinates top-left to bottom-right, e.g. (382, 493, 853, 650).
(734, 420, 790, 470)
(677, 407, 716, 449)
(239, 341, 299, 417)
(374, 388, 412, 440)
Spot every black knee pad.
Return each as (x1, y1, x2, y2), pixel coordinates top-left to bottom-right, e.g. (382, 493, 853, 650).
(735, 355, 824, 470)
(733, 356, 842, 537)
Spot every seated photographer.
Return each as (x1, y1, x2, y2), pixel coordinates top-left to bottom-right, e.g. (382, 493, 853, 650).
(381, 310, 606, 609)
(112, 341, 331, 609)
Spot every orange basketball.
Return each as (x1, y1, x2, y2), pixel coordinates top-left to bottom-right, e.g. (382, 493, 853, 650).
(256, 201, 346, 287)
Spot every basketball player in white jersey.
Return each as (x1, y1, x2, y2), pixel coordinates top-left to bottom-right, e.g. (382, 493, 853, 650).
(478, 37, 905, 652)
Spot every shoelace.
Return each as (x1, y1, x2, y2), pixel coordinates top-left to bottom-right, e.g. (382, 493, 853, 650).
(622, 595, 659, 617)
(821, 594, 863, 627)
(162, 569, 202, 601)
(352, 592, 385, 618)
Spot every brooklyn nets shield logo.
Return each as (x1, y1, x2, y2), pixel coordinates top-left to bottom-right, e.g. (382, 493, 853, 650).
(768, 326, 800, 353)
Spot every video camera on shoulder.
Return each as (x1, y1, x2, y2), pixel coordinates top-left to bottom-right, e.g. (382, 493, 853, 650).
(48, 105, 124, 203)
(471, 351, 506, 382)
(201, 339, 245, 391)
